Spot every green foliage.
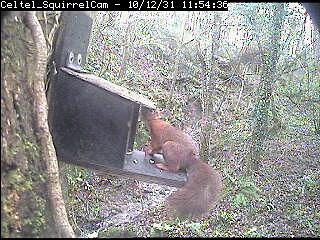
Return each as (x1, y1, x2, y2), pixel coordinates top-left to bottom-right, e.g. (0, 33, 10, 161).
(286, 202, 319, 233)
(296, 170, 320, 198)
(22, 193, 46, 236)
(219, 210, 234, 223)
(244, 226, 261, 237)
(2, 167, 47, 237)
(150, 219, 209, 237)
(98, 226, 136, 238)
(226, 175, 261, 208)
(151, 221, 175, 236)
(65, 165, 91, 190)
(133, 120, 150, 150)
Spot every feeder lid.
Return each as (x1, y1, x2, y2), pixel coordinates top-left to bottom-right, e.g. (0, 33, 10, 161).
(61, 67, 156, 109)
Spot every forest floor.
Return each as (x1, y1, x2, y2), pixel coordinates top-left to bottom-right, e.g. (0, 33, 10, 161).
(66, 133, 320, 238)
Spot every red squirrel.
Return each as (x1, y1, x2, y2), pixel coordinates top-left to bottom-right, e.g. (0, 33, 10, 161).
(141, 108, 223, 217)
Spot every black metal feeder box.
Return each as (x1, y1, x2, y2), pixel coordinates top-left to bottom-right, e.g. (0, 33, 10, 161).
(48, 12, 186, 187)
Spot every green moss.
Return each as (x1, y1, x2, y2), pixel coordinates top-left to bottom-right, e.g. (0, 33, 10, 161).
(22, 193, 46, 236)
(98, 226, 136, 238)
(17, 133, 40, 159)
(2, 144, 47, 237)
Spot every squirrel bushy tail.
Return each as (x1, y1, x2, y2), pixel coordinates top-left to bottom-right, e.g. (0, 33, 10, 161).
(167, 160, 223, 217)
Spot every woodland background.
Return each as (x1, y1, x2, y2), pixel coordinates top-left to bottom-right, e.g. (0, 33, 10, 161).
(1, 3, 320, 238)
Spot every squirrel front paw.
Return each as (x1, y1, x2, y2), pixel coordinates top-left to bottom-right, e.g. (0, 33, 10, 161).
(143, 143, 153, 156)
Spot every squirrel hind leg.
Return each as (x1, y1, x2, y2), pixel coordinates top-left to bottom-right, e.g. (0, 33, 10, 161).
(161, 141, 185, 172)
(155, 162, 171, 171)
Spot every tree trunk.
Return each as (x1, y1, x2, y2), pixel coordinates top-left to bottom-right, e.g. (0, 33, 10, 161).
(118, 13, 133, 81)
(250, 3, 285, 171)
(1, 12, 74, 238)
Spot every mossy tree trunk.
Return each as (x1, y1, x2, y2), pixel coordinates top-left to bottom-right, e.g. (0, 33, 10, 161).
(1, 12, 74, 238)
(249, 3, 286, 172)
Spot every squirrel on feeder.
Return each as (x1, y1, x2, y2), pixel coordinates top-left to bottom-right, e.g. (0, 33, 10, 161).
(141, 108, 223, 217)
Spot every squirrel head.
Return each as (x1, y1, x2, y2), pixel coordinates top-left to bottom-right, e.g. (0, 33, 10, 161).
(140, 107, 163, 121)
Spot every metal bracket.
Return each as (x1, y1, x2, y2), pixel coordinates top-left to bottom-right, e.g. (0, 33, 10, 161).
(65, 51, 83, 72)
(52, 11, 93, 72)
(124, 150, 186, 187)
(80, 150, 187, 188)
